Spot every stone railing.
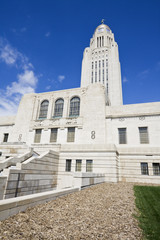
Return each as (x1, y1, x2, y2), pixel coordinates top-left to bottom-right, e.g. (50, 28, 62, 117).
(2, 150, 59, 199)
(0, 149, 34, 172)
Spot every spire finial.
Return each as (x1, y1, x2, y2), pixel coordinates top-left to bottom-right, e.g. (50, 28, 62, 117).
(101, 19, 105, 24)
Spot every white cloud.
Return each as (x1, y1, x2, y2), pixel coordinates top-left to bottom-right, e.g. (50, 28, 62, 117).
(58, 75, 65, 83)
(0, 91, 20, 116)
(21, 27, 27, 32)
(45, 32, 51, 37)
(123, 76, 128, 83)
(0, 43, 18, 65)
(11, 27, 27, 34)
(0, 38, 39, 116)
(0, 38, 33, 70)
(18, 70, 38, 86)
(46, 85, 51, 90)
(6, 71, 37, 96)
(137, 69, 149, 79)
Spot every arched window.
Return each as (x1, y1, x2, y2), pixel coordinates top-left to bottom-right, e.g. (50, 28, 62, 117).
(54, 98, 64, 118)
(39, 100, 49, 119)
(69, 97, 80, 117)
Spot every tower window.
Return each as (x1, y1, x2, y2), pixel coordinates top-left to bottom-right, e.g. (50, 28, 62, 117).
(53, 98, 64, 118)
(118, 128, 127, 144)
(106, 83, 109, 94)
(39, 100, 49, 119)
(69, 97, 80, 117)
(91, 71, 93, 83)
(95, 72, 97, 82)
(99, 60, 101, 82)
(102, 69, 104, 84)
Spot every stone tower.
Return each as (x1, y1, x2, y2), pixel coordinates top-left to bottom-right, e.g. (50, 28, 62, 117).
(81, 21, 123, 106)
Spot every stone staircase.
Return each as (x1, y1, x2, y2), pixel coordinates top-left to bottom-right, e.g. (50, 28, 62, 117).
(0, 150, 59, 200)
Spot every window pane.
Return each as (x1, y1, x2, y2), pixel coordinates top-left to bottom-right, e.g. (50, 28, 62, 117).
(39, 100, 49, 119)
(54, 99, 64, 118)
(86, 160, 93, 172)
(34, 129, 42, 143)
(139, 127, 149, 144)
(118, 128, 127, 144)
(67, 127, 75, 142)
(141, 162, 149, 175)
(50, 128, 58, 142)
(69, 97, 80, 117)
(153, 163, 160, 175)
(65, 159, 72, 172)
(75, 159, 82, 172)
(3, 133, 9, 142)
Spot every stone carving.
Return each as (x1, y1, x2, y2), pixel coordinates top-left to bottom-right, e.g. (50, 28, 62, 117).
(66, 121, 72, 125)
(139, 116, 145, 120)
(91, 131, 95, 139)
(119, 118, 125, 121)
(18, 134, 22, 142)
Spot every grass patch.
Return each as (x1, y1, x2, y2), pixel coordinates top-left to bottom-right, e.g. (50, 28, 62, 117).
(134, 185, 160, 240)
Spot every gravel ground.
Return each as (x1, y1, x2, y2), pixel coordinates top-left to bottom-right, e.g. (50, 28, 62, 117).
(0, 183, 142, 240)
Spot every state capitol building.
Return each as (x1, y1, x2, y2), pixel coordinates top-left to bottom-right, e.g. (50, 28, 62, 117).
(0, 22, 160, 199)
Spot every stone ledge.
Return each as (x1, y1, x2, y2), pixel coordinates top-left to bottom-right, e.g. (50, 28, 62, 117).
(0, 187, 79, 221)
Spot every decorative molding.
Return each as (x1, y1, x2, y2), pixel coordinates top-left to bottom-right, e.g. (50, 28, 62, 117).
(139, 116, 145, 121)
(119, 118, 125, 121)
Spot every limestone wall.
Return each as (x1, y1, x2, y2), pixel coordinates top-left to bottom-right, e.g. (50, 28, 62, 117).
(0, 143, 31, 160)
(0, 149, 33, 171)
(106, 103, 160, 147)
(118, 147, 160, 184)
(0, 116, 15, 144)
(3, 150, 59, 199)
(73, 172, 105, 188)
(57, 144, 118, 189)
(0, 176, 7, 200)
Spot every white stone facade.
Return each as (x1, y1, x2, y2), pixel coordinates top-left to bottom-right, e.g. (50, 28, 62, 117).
(0, 22, 160, 190)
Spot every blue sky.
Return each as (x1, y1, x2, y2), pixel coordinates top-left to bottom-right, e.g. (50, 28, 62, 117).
(0, 0, 160, 116)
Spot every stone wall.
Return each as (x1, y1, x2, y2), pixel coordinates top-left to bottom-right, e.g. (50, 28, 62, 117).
(0, 176, 7, 200)
(0, 143, 32, 160)
(0, 187, 79, 221)
(0, 149, 33, 171)
(3, 150, 59, 199)
(118, 147, 160, 184)
(57, 144, 118, 189)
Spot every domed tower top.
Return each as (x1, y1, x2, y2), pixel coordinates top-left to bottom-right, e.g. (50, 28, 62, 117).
(90, 20, 114, 50)
(94, 19, 111, 34)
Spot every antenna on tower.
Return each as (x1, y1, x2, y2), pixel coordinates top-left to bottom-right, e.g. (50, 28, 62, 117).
(101, 19, 105, 24)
